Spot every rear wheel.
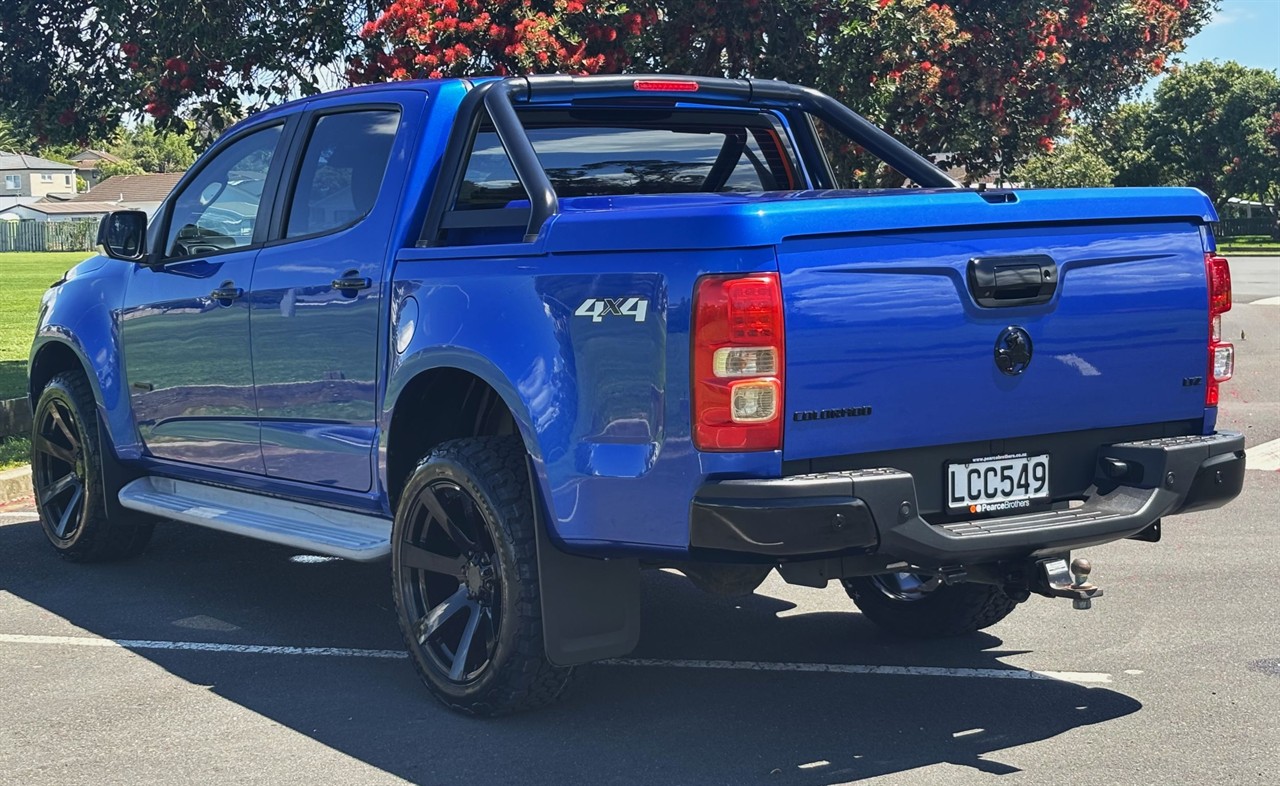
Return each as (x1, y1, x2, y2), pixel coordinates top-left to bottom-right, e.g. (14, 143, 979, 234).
(842, 572, 1021, 637)
(31, 371, 153, 562)
(391, 436, 572, 716)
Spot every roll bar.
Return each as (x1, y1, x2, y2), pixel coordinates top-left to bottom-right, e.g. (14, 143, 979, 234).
(420, 75, 961, 246)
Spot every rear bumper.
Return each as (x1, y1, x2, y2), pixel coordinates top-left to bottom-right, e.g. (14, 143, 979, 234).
(689, 431, 1245, 568)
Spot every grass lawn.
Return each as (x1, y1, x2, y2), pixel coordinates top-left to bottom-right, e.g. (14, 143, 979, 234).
(0, 436, 30, 470)
(1218, 235, 1280, 256)
(0, 251, 93, 402)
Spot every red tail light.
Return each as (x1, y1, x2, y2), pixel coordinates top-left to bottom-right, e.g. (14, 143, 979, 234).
(692, 273, 784, 451)
(1205, 254, 1233, 407)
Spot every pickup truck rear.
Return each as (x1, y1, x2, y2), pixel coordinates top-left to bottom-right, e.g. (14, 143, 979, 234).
(31, 75, 1244, 716)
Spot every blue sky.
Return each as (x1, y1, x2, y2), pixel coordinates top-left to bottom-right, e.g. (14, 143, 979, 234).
(1171, 0, 1279, 71)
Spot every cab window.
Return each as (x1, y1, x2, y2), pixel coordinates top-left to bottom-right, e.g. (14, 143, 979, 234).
(286, 109, 400, 239)
(164, 124, 282, 258)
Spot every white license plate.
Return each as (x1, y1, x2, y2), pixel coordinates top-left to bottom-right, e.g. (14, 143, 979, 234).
(946, 454, 1050, 513)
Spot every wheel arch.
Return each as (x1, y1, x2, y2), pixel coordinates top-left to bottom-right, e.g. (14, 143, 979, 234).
(29, 336, 101, 410)
(383, 355, 541, 511)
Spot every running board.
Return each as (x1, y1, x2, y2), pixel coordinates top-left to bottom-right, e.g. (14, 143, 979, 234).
(117, 476, 391, 561)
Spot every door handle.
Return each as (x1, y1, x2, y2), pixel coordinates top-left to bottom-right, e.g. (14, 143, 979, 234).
(331, 275, 373, 293)
(210, 284, 243, 301)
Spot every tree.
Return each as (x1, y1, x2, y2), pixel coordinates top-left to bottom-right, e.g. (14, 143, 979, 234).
(0, 1, 380, 144)
(1091, 101, 1163, 188)
(107, 125, 197, 173)
(1012, 129, 1116, 188)
(0, 118, 27, 152)
(1148, 60, 1280, 209)
(356, 0, 1214, 183)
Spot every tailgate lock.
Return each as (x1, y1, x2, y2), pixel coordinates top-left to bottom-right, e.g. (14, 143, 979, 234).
(968, 254, 1058, 308)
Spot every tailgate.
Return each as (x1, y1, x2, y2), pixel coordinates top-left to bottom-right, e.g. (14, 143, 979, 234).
(780, 218, 1211, 461)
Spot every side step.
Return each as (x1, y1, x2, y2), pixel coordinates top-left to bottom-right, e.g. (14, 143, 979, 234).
(118, 477, 392, 561)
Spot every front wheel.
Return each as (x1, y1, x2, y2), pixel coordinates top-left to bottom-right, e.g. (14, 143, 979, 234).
(31, 371, 153, 562)
(842, 572, 1021, 638)
(391, 436, 572, 716)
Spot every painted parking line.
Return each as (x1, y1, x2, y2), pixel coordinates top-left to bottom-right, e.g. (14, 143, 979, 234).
(1247, 438, 1280, 472)
(1249, 296, 1280, 305)
(0, 633, 1114, 685)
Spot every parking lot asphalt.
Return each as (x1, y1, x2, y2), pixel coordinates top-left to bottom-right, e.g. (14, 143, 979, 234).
(1, 258, 1277, 785)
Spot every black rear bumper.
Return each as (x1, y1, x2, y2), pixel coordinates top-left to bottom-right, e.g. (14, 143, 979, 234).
(689, 431, 1245, 569)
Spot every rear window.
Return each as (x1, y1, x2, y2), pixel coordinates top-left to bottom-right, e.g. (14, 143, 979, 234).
(455, 110, 799, 211)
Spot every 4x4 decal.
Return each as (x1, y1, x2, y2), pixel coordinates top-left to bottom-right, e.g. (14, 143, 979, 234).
(575, 297, 649, 323)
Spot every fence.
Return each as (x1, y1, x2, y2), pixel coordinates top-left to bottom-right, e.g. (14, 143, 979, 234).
(0, 219, 99, 253)
(1216, 216, 1276, 240)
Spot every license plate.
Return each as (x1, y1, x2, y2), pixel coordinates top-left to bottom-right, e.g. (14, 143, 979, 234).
(946, 453, 1050, 513)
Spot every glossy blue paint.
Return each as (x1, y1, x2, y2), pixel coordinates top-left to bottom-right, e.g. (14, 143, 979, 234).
(387, 245, 782, 550)
(250, 91, 426, 491)
(777, 221, 1214, 460)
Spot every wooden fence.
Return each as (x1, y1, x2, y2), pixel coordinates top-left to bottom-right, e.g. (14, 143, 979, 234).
(0, 219, 99, 252)
(1216, 216, 1276, 240)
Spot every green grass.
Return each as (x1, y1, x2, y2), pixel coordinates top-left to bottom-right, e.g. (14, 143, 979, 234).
(1218, 235, 1280, 256)
(0, 436, 30, 471)
(0, 252, 93, 401)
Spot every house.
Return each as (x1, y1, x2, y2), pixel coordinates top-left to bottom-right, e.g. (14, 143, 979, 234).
(67, 149, 125, 189)
(0, 152, 77, 210)
(73, 171, 185, 217)
(0, 200, 120, 223)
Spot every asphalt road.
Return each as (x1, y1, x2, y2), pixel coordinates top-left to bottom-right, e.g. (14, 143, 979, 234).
(1, 258, 1277, 785)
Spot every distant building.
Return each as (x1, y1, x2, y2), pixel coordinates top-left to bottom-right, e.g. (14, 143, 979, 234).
(67, 149, 126, 189)
(73, 171, 185, 217)
(0, 152, 77, 210)
(0, 200, 120, 223)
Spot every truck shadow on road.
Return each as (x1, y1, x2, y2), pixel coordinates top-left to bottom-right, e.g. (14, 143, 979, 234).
(0, 520, 1141, 784)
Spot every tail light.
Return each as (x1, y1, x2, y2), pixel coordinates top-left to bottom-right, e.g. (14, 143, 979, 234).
(692, 273, 784, 451)
(1205, 253, 1233, 406)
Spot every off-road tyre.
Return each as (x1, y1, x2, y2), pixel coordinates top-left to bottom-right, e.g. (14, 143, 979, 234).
(842, 574, 1021, 638)
(31, 371, 153, 562)
(391, 436, 572, 716)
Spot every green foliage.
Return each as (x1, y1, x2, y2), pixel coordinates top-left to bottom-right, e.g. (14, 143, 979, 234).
(1091, 102, 1164, 188)
(97, 159, 145, 178)
(0, 1, 375, 144)
(1148, 60, 1280, 209)
(107, 125, 197, 173)
(0, 118, 28, 152)
(1012, 130, 1116, 188)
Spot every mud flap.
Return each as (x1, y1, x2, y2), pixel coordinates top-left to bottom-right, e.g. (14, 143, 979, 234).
(529, 463, 641, 667)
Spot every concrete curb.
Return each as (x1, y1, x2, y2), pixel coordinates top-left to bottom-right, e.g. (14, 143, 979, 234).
(0, 465, 33, 507)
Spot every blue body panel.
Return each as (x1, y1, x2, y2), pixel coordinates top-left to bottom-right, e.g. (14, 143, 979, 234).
(31, 77, 1221, 558)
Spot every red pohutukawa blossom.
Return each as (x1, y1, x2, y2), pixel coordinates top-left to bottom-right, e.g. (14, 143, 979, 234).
(348, 0, 643, 81)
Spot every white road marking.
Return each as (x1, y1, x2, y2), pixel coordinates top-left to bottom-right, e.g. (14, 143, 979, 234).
(601, 657, 1113, 684)
(0, 634, 408, 660)
(1249, 296, 1280, 305)
(1247, 438, 1280, 472)
(0, 633, 1116, 684)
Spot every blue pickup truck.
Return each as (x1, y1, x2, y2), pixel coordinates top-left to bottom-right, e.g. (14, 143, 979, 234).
(30, 75, 1245, 715)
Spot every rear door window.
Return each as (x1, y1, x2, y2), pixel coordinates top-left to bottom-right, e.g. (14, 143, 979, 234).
(286, 109, 400, 238)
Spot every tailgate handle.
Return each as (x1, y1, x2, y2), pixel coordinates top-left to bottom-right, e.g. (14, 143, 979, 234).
(968, 255, 1058, 308)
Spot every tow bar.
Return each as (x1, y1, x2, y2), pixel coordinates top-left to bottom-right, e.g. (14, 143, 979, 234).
(1036, 557, 1103, 610)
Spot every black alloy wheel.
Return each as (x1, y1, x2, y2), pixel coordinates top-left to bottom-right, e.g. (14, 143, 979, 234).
(392, 436, 571, 715)
(32, 393, 87, 542)
(31, 371, 152, 561)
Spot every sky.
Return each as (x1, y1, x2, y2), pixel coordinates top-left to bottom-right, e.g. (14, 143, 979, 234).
(1151, 0, 1280, 88)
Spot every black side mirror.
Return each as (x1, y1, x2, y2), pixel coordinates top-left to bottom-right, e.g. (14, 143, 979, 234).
(97, 210, 149, 262)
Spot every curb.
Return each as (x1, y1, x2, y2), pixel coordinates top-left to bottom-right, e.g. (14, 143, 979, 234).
(0, 465, 33, 508)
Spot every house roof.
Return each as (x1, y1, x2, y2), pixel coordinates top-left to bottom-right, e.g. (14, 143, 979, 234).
(75, 171, 185, 204)
(69, 149, 124, 164)
(0, 152, 75, 172)
(16, 200, 117, 215)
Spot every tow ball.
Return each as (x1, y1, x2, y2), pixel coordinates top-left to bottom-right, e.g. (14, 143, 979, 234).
(1036, 557, 1103, 610)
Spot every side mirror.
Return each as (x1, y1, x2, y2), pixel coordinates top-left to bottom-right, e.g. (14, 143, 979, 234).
(97, 210, 149, 262)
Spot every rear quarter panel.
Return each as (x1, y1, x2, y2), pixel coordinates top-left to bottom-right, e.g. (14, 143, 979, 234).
(387, 242, 779, 553)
